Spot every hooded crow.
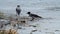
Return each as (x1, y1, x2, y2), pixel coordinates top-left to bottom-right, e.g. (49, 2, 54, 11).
(27, 12, 42, 21)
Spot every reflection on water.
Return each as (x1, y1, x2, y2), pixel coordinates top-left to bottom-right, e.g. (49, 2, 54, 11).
(46, 7, 60, 11)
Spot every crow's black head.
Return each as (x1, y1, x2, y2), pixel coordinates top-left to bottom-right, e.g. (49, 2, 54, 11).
(27, 12, 31, 14)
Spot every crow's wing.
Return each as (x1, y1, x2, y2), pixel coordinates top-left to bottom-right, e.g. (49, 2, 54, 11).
(30, 14, 42, 18)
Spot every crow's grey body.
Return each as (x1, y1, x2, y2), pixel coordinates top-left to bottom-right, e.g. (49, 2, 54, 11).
(27, 12, 42, 21)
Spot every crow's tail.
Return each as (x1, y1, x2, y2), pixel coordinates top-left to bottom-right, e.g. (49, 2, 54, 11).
(39, 16, 42, 18)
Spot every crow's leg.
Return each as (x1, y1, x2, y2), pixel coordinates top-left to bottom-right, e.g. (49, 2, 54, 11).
(30, 17, 34, 21)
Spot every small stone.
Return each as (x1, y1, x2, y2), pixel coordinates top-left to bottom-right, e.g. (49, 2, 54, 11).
(32, 29, 37, 32)
(55, 30, 59, 31)
(30, 32, 32, 34)
(21, 21, 26, 23)
(18, 27, 22, 29)
(33, 25, 37, 27)
(13, 24, 16, 27)
(29, 25, 37, 27)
